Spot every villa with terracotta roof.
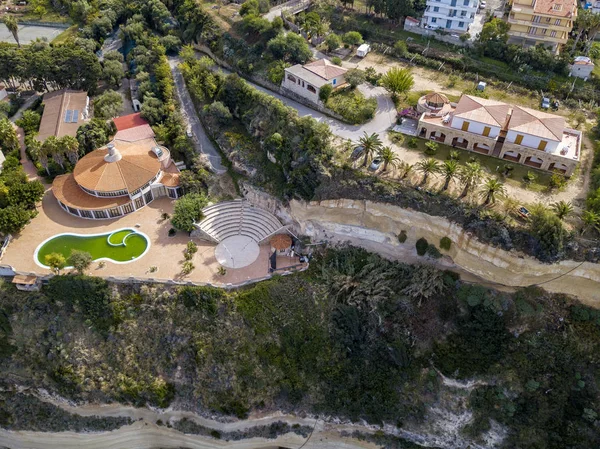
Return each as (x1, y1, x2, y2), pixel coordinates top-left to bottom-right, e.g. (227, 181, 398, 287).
(37, 89, 90, 141)
(281, 59, 347, 104)
(51, 113, 182, 219)
(417, 94, 582, 176)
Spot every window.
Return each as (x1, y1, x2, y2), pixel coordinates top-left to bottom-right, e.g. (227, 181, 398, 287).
(122, 203, 134, 214)
(287, 74, 296, 83)
(461, 121, 470, 131)
(307, 85, 316, 93)
(463, 0, 469, 5)
(459, 21, 464, 27)
(93, 210, 107, 219)
(514, 134, 524, 145)
(432, 17, 437, 23)
(533, 15, 541, 22)
(144, 190, 153, 205)
(483, 126, 491, 137)
(67, 206, 79, 216)
(553, 4, 562, 10)
(461, 10, 467, 16)
(550, 30, 557, 37)
(538, 140, 547, 151)
(542, 28, 547, 35)
(80, 210, 93, 218)
(446, 19, 452, 28)
(135, 197, 145, 209)
(109, 207, 122, 218)
(555, 19, 561, 25)
(545, 17, 550, 23)
(433, 6, 439, 11)
(333, 78, 337, 85)
(528, 27, 537, 35)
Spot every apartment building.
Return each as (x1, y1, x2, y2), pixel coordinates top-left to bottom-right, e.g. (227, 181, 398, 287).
(417, 94, 581, 176)
(421, 0, 479, 33)
(507, 0, 577, 54)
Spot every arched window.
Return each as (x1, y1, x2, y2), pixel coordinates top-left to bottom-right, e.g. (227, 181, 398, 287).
(287, 74, 297, 83)
(307, 85, 316, 94)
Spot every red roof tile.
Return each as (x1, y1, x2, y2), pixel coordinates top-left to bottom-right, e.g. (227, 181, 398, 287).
(113, 113, 149, 131)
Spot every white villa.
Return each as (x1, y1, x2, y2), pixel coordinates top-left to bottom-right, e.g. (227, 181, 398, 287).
(421, 0, 478, 33)
(281, 59, 347, 104)
(417, 94, 582, 176)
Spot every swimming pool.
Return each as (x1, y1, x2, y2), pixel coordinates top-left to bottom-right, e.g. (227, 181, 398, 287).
(34, 228, 150, 268)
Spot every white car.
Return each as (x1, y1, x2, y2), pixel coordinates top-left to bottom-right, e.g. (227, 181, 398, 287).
(186, 125, 193, 137)
(479, 0, 486, 8)
(369, 158, 382, 171)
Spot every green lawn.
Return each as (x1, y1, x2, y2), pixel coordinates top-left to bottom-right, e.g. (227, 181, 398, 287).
(52, 25, 79, 45)
(326, 88, 377, 124)
(36, 229, 149, 267)
(404, 137, 552, 192)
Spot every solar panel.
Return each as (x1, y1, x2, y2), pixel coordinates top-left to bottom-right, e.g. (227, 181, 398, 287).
(72, 110, 79, 123)
(65, 110, 72, 122)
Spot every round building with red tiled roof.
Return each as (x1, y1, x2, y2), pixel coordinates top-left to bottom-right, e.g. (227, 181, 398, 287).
(52, 113, 182, 219)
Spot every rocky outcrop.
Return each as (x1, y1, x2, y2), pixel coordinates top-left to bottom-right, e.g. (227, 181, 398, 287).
(244, 184, 600, 305)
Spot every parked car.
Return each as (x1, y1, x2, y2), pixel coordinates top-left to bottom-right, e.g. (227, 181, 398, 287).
(479, 0, 486, 8)
(369, 158, 382, 171)
(351, 145, 365, 160)
(186, 125, 193, 137)
(517, 206, 531, 220)
(541, 97, 550, 109)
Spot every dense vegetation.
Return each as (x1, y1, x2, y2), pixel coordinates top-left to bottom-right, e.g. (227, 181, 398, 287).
(0, 247, 599, 448)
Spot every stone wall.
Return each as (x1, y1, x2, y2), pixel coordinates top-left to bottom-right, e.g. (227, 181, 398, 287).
(243, 186, 600, 306)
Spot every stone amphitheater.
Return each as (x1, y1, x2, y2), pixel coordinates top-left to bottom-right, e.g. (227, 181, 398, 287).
(193, 200, 288, 269)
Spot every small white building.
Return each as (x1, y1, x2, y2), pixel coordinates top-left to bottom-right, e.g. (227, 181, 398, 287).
(404, 16, 420, 30)
(357, 43, 370, 57)
(570, 56, 595, 80)
(281, 59, 347, 104)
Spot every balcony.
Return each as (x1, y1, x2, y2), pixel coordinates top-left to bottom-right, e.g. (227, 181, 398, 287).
(507, 30, 567, 44)
(508, 16, 568, 29)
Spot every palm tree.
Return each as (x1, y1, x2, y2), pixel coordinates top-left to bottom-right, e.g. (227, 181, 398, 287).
(378, 146, 400, 172)
(358, 132, 382, 167)
(479, 177, 506, 206)
(441, 159, 459, 191)
(416, 158, 440, 185)
(41, 136, 65, 171)
(458, 161, 483, 198)
(551, 201, 574, 221)
(399, 162, 413, 180)
(3, 16, 20, 48)
(61, 135, 80, 165)
(35, 141, 51, 176)
(581, 210, 600, 235)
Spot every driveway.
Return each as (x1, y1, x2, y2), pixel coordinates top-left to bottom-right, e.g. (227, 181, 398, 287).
(168, 57, 226, 174)
(215, 65, 397, 143)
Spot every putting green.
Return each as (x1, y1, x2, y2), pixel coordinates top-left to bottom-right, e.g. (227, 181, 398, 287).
(35, 228, 149, 267)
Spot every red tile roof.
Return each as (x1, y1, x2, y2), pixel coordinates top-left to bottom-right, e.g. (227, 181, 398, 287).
(113, 113, 149, 131)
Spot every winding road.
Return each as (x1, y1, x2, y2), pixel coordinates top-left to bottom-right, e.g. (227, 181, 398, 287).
(169, 57, 227, 174)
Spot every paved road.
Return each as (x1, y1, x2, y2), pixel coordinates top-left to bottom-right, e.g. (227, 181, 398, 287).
(168, 57, 226, 174)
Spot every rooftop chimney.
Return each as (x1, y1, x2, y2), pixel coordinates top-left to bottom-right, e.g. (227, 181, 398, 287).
(104, 143, 122, 163)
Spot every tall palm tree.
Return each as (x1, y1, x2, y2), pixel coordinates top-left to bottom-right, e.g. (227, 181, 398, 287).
(551, 201, 574, 221)
(458, 161, 483, 198)
(416, 158, 440, 186)
(61, 136, 80, 165)
(35, 141, 51, 176)
(358, 132, 382, 167)
(378, 146, 400, 172)
(479, 177, 506, 206)
(3, 16, 20, 48)
(441, 159, 459, 191)
(581, 210, 600, 235)
(42, 136, 65, 171)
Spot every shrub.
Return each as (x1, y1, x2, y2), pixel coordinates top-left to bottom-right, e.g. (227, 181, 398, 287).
(416, 237, 429, 256)
(326, 89, 377, 124)
(325, 33, 342, 53)
(393, 40, 408, 58)
(407, 137, 418, 148)
(426, 244, 442, 259)
(344, 68, 366, 88)
(342, 31, 363, 47)
(68, 250, 93, 274)
(45, 253, 66, 274)
(319, 84, 333, 102)
(425, 141, 438, 155)
(331, 56, 342, 66)
(204, 102, 232, 125)
(446, 75, 459, 88)
(398, 230, 407, 243)
(171, 193, 209, 232)
(181, 261, 195, 275)
(364, 67, 381, 85)
(549, 171, 567, 190)
(440, 237, 452, 251)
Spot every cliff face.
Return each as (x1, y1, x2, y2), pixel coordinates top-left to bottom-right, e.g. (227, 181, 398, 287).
(244, 184, 600, 306)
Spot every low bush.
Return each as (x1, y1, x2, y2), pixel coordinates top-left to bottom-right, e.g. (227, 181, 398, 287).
(398, 230, 407, 243)
(326, 89, 377, 124)
(440, 236, 452, 251)
(425, 141, 438, 155)
(416, 237, 429, 256)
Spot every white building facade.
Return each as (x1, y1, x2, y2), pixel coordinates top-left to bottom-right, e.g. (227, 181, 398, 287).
(422, 0, 479, 33)
(281, 59, 347, 104)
